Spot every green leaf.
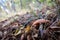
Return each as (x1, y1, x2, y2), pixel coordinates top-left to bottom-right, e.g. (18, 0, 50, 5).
(46, 0, 52, 3)
(38, 0, 44, 2)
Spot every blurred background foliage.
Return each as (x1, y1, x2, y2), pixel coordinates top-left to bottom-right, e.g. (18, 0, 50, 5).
(0, 0, 60, 21)
(0, 0, 57, 12)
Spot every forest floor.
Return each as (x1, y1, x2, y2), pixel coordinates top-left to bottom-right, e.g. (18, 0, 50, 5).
(0, 9, 30, 22)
